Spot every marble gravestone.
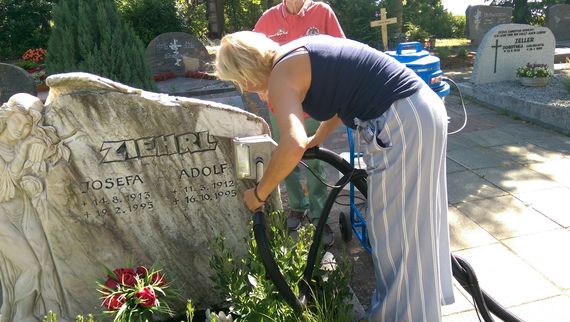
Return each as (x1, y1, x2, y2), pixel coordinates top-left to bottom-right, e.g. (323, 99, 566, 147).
(0, 72, 280, 321)
(0, 63, 37, 104)
(546, 4, 570, 42)
(466, 5, 513, 46)
(471, 24, 555, 84)
(145, 32, 212, 77)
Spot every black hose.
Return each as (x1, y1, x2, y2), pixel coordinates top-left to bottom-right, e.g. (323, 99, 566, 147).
(252, 210, 305, 313)
(452, 254, 524, 322)
(253, 146, 523, 322)
(299, 147, 368, 296)
(298, 169, 367, 297)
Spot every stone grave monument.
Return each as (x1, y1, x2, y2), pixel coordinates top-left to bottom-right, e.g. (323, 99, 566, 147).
(145, 32, 257, 121)
(546, 4, 570, 43)
(471, 24, 555, 84)
(466, 5, 513, 46)
(0, 63, 37, 104)
(145, 32, 211, 77)
(0, 72, 280, 321)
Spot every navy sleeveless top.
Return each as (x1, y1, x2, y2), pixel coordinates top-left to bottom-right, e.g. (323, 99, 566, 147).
(278, 35, 422, 128)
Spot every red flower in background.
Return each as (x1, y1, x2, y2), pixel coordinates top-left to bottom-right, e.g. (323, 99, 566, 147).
(22, 48, 47, 64)
(136, 287, 158, 308)
(136, 265, 148, 277)
(150, 272, 166, 286)
(102, 293, 126, 310)
(103, 277, 119, 292)
(113, 267, 137, 287)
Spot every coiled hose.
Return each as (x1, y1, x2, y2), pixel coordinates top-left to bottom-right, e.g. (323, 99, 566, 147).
(253, 146, 523, 321)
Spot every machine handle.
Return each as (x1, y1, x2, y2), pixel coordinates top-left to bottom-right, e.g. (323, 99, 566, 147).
(396, 41, 423, 55)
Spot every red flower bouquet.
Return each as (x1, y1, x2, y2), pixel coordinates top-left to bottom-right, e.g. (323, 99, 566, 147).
(98, 265, 175, 321)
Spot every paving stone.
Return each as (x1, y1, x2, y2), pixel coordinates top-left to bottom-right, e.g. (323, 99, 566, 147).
(498, 123, 558, 141)
(448, 146, 519, 169)
(473, 165, 563, 193)
(441, 281, 477, 316)
(453, 243, 560, 308)
(448, 206, 497, 252)
(489, 143, 567, 165)
(514, 187, 570, 228)
(447, 158, 467, 174)
(443, 309, 496, 322)
(462, 128, 523, 147)
(455, 195, 561, 240)
(509, 295, 570, 322)
(527, 158, 570, 188)
(447, 170, 507, 204)
(526, 135, 570, 155)
(447, 133, 480, 151)
(503, 229, 570, 289)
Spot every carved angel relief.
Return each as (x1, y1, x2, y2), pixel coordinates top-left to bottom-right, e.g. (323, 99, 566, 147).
(0, 93, 70, 321)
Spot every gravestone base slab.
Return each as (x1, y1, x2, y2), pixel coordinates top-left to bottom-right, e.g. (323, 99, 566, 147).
(457, 77, 570, 132)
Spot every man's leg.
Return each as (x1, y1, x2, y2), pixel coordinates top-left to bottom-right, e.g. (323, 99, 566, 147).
(270, 113, 309, 230)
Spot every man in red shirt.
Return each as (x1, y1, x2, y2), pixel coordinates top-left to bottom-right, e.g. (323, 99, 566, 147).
(254, 0, 345, 247)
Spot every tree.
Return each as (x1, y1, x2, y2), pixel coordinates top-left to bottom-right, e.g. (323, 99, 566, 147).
(0, 0, 54, 60)
(328, 0, 379, 47)
(489, 0, 569, 24)
(206, 0, 224, 39)
(176, 0, 208, 38)
(47, 0, 156, 91)
(116, 0, 184, 46)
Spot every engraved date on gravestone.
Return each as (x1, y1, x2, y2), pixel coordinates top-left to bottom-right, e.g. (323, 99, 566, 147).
(170, 178, 237, 206)
(80, 191, 154, 219)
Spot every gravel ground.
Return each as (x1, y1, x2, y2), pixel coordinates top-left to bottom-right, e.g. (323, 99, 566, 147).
(470, 73, 570, 107)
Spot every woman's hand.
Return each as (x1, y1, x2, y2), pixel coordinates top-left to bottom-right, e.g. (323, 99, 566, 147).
(307, 135, 319, 149)
(243, 188, 265, 212)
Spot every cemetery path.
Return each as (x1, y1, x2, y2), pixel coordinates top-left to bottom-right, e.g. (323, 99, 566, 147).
(311, 82, 570, 321)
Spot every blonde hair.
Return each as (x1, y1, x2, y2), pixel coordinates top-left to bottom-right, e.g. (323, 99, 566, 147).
(215, 31, 278, 92)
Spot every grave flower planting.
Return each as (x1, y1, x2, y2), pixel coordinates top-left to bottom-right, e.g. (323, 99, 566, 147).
(17, 48, 48, 89)
(516, 63, 553, 87)
(98, 265, 174, 321)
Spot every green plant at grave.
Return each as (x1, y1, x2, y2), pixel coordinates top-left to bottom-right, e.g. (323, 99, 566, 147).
(457, 47, 468, 58)
(47, 0, 157, 91)
(516, 63, 554, 79)
(43, 311, 96, 322)
(209, 210, 353, 322)
(436, 46, 451, 58)
(563, 76, 570, 94)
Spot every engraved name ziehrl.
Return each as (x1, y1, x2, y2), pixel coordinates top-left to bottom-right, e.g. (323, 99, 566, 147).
(100, 131, 218, 163)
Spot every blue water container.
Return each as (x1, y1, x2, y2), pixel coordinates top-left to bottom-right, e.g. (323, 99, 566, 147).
(386, 42, 450, 98)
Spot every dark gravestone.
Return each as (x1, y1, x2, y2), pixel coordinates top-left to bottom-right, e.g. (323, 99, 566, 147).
(466, 5, 513, 46)
(155, 78, 272, 126)
(0, 63, 37, 104)
(546, 4, 570, 42)
(145, 32, 211, 77)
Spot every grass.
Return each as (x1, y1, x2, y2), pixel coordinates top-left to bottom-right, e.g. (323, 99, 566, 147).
(435, 38, 470, 48)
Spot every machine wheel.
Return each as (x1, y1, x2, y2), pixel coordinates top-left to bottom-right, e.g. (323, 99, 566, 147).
(338, 212, 352, 243)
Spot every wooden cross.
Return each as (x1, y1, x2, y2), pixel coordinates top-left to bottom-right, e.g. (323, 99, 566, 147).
(370, 8, 397, 50)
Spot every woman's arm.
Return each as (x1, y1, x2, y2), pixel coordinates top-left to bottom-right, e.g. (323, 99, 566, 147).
(307, 115, 342, 148)
(243, 53, 312, 211)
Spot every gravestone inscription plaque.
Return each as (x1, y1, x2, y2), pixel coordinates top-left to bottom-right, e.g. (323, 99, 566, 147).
(145, 32, 211, 77)
(471, 24, 555, 84)
(466, 5, 513, 46)
(0, 63, 37, 104)
(0, 72, 277, 320)
(545, 4, 570, 42)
